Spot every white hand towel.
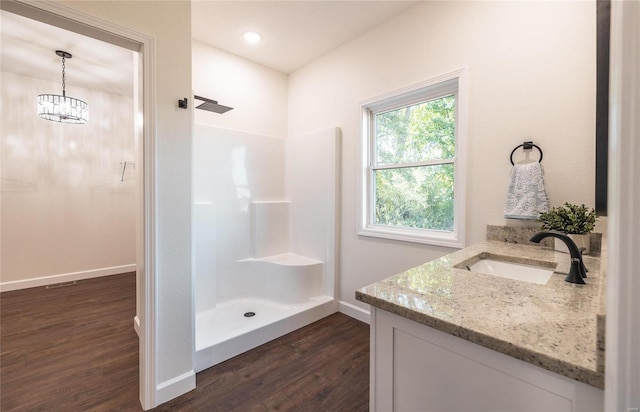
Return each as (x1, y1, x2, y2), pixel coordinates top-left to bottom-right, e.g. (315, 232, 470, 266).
(503, 162, 549, 220)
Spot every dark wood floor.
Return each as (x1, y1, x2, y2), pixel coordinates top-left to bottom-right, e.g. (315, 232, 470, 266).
(0, 273, 139, 411)
(1, 273, 369, 411)
(156, 311, 369, 412)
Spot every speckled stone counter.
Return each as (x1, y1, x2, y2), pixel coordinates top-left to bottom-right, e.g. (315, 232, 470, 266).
(356, 241, 605, 389)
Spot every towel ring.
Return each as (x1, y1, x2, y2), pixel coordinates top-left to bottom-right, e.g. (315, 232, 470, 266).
(510, 142, 543, 165)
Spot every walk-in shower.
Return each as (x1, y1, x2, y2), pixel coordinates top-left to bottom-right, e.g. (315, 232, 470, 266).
(193, 125, 339, 371)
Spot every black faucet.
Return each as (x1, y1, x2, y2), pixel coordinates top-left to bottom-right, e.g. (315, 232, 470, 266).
(529, 231, 587, 284)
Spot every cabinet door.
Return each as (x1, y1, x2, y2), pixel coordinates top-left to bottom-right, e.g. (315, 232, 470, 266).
(371, 308, 604, 412)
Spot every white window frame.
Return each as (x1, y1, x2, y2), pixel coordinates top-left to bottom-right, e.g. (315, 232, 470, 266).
(358, 69, 467, 248)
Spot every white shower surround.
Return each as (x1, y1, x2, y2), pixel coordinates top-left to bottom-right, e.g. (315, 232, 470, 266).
(193, 125, 339, 372)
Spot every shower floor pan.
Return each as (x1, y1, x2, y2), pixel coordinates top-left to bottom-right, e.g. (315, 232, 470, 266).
(194, 295, 334, 372)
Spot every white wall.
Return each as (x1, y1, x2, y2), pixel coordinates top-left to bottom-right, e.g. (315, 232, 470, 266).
(288, 1, 596, 310)
(192, 41, 288, 138)
(1, 72, 135, 286)
(57, 0, 194, 401)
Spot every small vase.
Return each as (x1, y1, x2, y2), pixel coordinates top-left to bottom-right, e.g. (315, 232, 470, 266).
(554, 233, 591, 255)
(569, 233, 591, 255)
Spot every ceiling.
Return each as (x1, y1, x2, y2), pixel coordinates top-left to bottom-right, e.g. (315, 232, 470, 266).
(0, 1, 420, 94)
(0, 10, 134, 96)
(192, 1, 420, 73)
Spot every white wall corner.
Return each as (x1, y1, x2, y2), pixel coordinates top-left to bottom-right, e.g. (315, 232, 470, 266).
(155, 370, 196, 407)
(339, 300, 370, 324)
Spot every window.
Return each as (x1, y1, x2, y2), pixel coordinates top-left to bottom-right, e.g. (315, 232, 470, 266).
(359, 70, 466, 247)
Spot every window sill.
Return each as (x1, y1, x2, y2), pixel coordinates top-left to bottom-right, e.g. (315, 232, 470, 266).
(358, 226, 464, 249)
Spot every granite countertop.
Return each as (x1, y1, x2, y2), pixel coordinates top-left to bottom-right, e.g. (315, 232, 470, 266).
(356, 240, 605, 389)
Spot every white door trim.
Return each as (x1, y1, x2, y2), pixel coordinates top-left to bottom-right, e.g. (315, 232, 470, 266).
(606, 1, 640, 410)
(0, 1, 157, 409)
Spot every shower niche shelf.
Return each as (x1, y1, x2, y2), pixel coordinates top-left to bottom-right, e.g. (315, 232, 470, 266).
(245, 200, 324, 267)
(238, 252, 322, 267)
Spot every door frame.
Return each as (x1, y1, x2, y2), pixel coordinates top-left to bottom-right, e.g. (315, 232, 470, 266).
(605, 0, 640, 409)
(0, 1, 157, 408)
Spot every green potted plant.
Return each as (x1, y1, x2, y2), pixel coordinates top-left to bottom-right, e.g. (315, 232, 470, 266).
(537, 203, 598, 254)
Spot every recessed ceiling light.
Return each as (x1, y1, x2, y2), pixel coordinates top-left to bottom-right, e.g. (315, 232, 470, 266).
(243, 31, 262, 44)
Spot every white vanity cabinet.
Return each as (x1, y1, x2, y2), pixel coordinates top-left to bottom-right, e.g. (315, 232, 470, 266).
(370, 308, 604, 412)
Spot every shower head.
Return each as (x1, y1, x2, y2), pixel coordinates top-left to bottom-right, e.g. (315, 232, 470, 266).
(194, 95, 233, 114)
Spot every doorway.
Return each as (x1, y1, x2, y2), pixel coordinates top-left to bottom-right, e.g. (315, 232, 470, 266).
(0, 1, 156, 408)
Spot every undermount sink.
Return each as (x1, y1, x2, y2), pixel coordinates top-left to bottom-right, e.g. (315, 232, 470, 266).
(461, 256, 556, 285)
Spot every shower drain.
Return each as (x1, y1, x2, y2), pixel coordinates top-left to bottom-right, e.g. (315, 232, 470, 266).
(244, 312, 256, 318)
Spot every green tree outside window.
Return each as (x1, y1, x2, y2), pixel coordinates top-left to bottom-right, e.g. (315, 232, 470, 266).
(373, 95, 456, 231)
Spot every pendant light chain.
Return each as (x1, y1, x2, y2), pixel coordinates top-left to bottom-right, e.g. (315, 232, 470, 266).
(61, 54, 66, 97)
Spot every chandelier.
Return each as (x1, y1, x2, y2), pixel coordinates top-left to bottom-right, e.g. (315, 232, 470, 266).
(37, 50, 88, 124)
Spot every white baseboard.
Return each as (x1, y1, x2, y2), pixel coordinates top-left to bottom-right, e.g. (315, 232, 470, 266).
(339, 300, 370, 324)
(155, 370, 196, 406)
(0, 264, 136, 292)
